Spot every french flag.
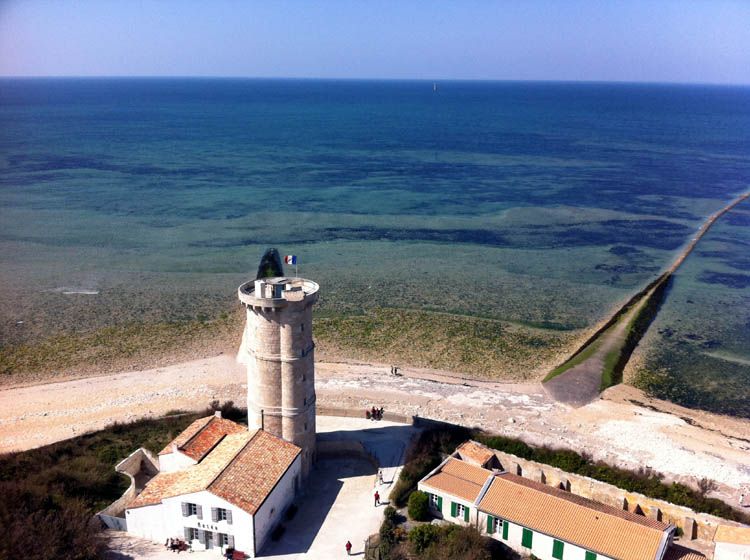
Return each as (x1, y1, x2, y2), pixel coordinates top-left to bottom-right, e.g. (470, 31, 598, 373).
(284, 255, 297, 265)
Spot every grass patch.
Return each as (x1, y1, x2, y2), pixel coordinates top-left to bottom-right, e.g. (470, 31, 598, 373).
(0, 310, 243, 381)
(315, 308, 577, 380)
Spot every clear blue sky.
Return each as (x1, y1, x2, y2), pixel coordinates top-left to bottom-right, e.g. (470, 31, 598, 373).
(1, 0, 749, 84)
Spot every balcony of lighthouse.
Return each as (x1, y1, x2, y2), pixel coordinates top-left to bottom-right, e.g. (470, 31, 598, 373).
(238, 277, 320, 311)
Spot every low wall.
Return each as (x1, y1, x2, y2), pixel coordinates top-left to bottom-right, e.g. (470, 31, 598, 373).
(317, 405, 414, 425)
(98, 447, 159, 521)
(490, 448, 743, 541)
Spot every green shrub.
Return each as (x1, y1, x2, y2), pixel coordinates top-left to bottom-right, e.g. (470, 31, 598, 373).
(408, 524, 440, 554)
(408, 491, 430, 521)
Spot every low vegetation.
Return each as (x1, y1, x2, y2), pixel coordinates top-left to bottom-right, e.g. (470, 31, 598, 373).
(377, 510, 516, 560)
(0, 311, 242, 381)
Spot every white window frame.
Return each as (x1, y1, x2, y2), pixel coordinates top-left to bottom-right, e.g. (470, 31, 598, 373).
(188, 527, 199, 540)
(493, 517, 503, 533)
(430, 493, 440, 507)
(217, 508, 228, 521)
(187, 503, 198, 516)
(455, 503, 466, 518)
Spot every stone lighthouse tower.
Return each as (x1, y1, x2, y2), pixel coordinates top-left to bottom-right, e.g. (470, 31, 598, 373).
(238, 276, 319, 478)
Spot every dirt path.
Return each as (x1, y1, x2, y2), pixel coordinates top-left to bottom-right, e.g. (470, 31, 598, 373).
(544, 290, 650, 406)
(544, 192, 750, 405)
(1, 354, 749, 507)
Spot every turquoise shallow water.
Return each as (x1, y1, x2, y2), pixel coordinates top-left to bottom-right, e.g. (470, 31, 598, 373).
(0, 78, 749, 411)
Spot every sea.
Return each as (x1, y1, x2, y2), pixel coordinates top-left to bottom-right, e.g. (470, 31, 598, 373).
(1, 78, 749, 414)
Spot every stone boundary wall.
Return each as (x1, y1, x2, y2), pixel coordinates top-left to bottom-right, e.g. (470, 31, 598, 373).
(98, 447, 159, 523)
(317, 405, 414, 425)
(489, 448, 743, 541)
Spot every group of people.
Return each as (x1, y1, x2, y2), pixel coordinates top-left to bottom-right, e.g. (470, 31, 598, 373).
(366, 406, 385, 420)
(164, 538, 189, 553)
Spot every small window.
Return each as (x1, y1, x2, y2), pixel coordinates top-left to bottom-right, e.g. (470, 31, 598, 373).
(188, 503, 197, 516)
(217, 508, 228, 521)
(455, 503, 466, 518)
(303, 397, 307, 405)
(304, 422, 308, 431)
(493, 517, 503, 534)
(553, 539, 564, 559)
(430, 494, 439, 507)
(219, 533, 229, 546)
(301, 324, 304, 332)
(188, 527, 199, 540)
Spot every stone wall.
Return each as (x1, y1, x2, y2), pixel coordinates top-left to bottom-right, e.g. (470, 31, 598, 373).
(317, 405, 414, 425)
(489, 448, 743, 541)
(98, 447, 159, 520)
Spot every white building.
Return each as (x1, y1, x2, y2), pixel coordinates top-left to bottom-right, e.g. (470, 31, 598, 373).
(125, 412, 301, 557)
(418, 440, 706, 560)
(714, 525, 750, 560)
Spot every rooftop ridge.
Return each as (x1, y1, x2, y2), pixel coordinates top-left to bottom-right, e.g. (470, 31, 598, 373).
(206, 428, 260, 491)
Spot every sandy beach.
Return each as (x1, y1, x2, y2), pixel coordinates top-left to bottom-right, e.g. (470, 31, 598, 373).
(1, 353, 748, 508)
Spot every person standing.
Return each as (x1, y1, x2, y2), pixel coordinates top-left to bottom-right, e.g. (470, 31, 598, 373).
(374, 490, 380, 506)
(345, 540, 352, 555)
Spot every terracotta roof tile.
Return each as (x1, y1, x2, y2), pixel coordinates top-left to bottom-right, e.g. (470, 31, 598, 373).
(210, 430, 301, 515)
(159, 416, 212, 455)
(421, 458, 491, 504)
(456, 441, 496, 467)
(131, 431, 254, 508)
(129, 422, 301, 516)
(663, 544, 706, 560)
(159, 416, 246, 461)
(479, 472, 671, 560)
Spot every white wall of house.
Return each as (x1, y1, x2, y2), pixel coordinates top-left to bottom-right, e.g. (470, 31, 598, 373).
(418, 485, 477, 526)
(479, 512, 615, 560)
(126, 491, 255, 557)
(714, 542, 750, 560)
(254, 454, 302, 555)
(159, 450, 196, 473)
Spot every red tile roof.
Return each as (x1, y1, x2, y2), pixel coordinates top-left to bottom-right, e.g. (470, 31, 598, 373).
(456, 441, 496, 467)
(420, 458, 491, 503)
(159, 416, 246, 462)
(480, 472, 672, 560)
(131, 418, 301, 515)
(663, 544, 706, 560)
(210, 430, 301, 515)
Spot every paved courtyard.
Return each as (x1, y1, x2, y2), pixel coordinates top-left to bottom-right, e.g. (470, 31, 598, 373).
(106, 416, 419, 559)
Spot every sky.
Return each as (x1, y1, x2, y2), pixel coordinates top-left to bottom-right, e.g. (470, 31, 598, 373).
(1, 0, 749, 84)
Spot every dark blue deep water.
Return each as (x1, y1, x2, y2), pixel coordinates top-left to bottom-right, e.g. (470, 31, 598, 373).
(1, 78, 749, 413)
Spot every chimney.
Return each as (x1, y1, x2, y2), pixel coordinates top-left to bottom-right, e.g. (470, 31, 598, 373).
(214, 410, 222, 418)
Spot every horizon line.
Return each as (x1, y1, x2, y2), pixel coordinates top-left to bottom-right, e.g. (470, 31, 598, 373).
(1, 75, 748, 88)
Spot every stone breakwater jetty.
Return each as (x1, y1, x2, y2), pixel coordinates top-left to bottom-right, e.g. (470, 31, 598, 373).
(544, 192, 750, 407)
